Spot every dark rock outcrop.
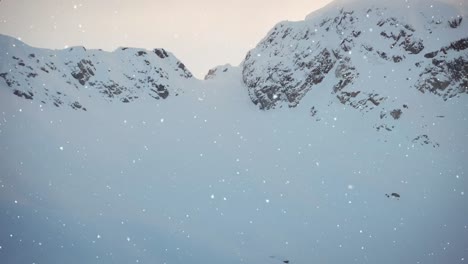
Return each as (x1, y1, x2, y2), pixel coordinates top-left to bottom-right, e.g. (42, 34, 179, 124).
(71, 59, 95, 85)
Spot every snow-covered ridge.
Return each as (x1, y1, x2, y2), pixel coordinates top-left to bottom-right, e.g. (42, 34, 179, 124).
(305, 0, 467, 20)
(0, 0, 466, 117)
(0, 34, 195, 111)
(242, 0, 467, 110)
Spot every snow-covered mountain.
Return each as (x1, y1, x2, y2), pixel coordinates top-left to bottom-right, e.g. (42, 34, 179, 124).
(1, 0, 467, 264)
(243, 0, 467, 110)
(1, 0, 466, 115)
(0, 34, 195, 111)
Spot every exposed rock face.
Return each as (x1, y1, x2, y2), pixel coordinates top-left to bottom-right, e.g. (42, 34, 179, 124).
(154, 48, 169, 59)
(13, 89, 34, 100)
(333, 56, 358, 93)
(204, 64, 231, 80)
(0, 35, 194, 110)
(412, 135, 440, 148)
(70, 59, 95, 85)
(337, 91, 386, 112)
(416, 38, 468, 100)
(448, 17, 463, 28)
(331, 56, 387, 112)
(390, 109, 402, 120)
(377, 16, 425, 55)
(242, 2, 467, 111)
(243, 47, 337, 110)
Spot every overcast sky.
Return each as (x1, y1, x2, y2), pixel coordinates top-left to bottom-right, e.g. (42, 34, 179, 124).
(0, 0, 333, 78)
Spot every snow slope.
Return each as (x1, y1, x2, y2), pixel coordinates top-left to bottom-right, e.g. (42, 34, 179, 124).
(1, 0, 468, 264)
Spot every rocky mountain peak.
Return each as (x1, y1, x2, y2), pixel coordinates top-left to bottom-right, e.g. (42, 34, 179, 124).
(242, 0, 467, 111)
(0, 34, 195, 111)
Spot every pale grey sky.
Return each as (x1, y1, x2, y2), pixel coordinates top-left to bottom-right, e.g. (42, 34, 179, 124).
(0, 0, 333, 78)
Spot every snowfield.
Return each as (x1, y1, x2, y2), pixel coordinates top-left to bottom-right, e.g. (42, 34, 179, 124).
(1, 0, 467, 263)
